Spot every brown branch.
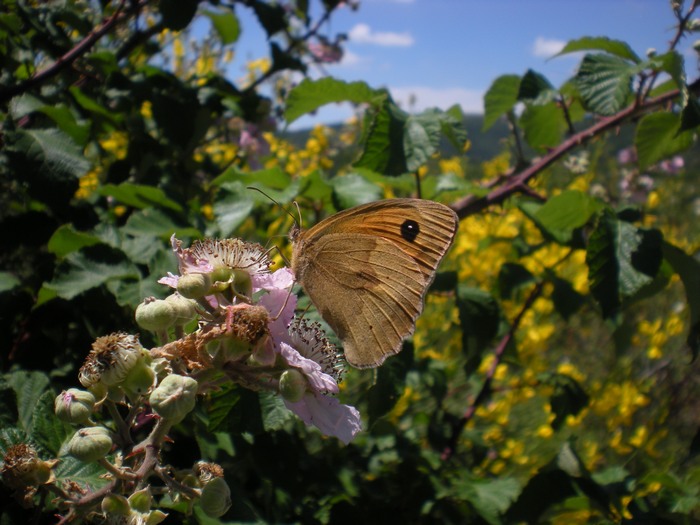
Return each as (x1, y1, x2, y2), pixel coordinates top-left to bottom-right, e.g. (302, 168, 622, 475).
(0, 0, 149, 105)
(451, 79, 700, 219)
(442, 282, 544, 461)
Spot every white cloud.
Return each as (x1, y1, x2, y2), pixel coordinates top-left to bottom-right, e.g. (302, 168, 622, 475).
(389, 86, 484, 114)
(348, 23, 414, 47)
(532, 36, 566, 58)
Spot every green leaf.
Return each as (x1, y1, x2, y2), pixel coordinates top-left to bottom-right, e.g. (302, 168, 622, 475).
(662, 242, 700, 357)
(551, 277, 586, 320)
(69, 86, 122, 124)
(519, 102, 567, 152)
(635, 112, 694, 170)
(121, 208, 194, 239)
(367, 343, 413, 425)
(403, 108, 467, 171)
(47, 249, 140, 300)
(458, 477, 522, 525)
(53, 457, 110, 490)
(98, 183, 183, 212)
(7, 371, 50, 433)
(483, 74, 521, 130)
(204, 10, 240, 45)
(213, 182, 255, 236)
(585, 210, 663, 318)
(160, 0, 199, 30)
(539, 372, 590, 430)
(47, 225, 101, 258)
(271, 41, 306, 74)
(0, 272, 21, 293)
(556, 36, 641, 63)
(259, 391, 293, 432)
(575, 53, 640, 116)
(457, 285, 500, 368)
(10, 128, 89, 180)
(329, 173, 382, 209)
(524, 190, 604, 244)
(285, 78, 380, 125)
(498, 263, 536, 299)
(38, 104, 90, 145)
(355, 98, 408, 175)
(250, 0, 287, 38)
(680, 97, 700, 133)
(32, 390, 73, 455)
(518, 69, 556, 104)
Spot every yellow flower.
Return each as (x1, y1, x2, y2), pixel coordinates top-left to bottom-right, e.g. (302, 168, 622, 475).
(535, 425, 553, 438)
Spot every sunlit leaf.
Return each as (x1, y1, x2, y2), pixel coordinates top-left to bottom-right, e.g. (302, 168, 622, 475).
(635, 112, 694, 170)
(575, 53, 641, 115)
(663, 242, 700, 358)
(557, 36, 641, 63)
(483, 74, 520, 130)
(204, 10, 240, 45)
(285, 78, 381, 124)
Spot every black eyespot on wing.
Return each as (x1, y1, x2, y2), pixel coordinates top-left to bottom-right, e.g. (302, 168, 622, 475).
(401, 219, 420, 242)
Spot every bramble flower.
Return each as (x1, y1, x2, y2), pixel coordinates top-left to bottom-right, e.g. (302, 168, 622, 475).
(156, 236, 360, 443)
(279, 319, 360, 444)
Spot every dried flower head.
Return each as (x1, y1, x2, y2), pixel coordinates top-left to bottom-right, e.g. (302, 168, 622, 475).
(79, 333, 143, 388)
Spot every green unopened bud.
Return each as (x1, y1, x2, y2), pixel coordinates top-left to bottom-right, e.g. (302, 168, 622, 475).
(279, 369, 307, 403)
(123, 359, 156, 397)
(199, 477, 232, 518)
(149, 374, 198, 423)
(128, 487, 153, 513)
(231, 269, 253, 298)
(165, 293, 197, 325)
(210, 267, 233, 294)
(55, 388, 96, 424)
(145, 510, 168, 525)
(102, 494, 130, 516)
(135, 298, 176, 331)
(67, 427, 113, 462)
(176, 273, 212, 300)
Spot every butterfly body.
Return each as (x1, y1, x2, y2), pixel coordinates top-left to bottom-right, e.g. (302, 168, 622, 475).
(290, 198, 459, 368)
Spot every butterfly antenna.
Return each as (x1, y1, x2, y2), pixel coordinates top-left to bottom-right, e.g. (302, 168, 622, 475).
(247, 186, 299, 227)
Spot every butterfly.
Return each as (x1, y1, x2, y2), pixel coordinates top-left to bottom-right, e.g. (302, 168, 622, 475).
(290, 198, 459, 368)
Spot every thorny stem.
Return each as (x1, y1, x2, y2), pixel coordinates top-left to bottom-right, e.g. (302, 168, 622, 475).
(451, 79, 700, 219)
(442, 282, 544, 461)
(0, 0, 149, 104)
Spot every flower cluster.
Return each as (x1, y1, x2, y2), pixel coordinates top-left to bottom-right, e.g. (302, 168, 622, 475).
(154, 235, 360, 444)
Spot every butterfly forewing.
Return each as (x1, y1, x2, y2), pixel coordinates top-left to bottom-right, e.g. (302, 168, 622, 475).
(291, 198, 459, 368)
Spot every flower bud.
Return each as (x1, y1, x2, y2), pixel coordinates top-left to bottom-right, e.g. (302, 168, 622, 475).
(149, 374, 198, 423)
(199, 477, 232, 518)
(145, 510, 168, 525)
(176, 273, 212, 300)
(1, 444, 57, 489)
(128, 487, 153, 513)
(55, 388, 96, 424)
(694, 39, 700, 53)
(101, 494, 130, 516)
(67, 427, 113, 462)
(688, 18, 700, 31)
(123, 359, 156, 397)
(135, 298, 175, 331)
(231, 269, 253, 298)
(79, 333, 143, 388)
(279, 369, 307, 403)
(165, 293, 197, 325)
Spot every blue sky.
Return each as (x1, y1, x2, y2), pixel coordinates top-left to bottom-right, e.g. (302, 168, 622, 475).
(225, 0, 692, 128)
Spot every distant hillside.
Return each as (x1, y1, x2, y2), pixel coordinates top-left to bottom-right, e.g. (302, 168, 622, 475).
(281, 114, 511, 164)
(281, 113, 695, 168)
